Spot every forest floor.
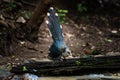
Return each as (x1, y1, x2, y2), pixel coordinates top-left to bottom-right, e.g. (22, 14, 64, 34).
(0, 0, 120, 77)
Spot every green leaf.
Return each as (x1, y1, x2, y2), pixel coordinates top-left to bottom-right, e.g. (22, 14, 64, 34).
(62, 10, 68, 13)
(23, 66, 27, 71)
(58, 13, 66, 16)
(106, 39, 112, 43)
(58, 9, 63, 13)
(76, 61, 81, 66)
(77, 3, 87, 12)
(91, 49, 100, 55)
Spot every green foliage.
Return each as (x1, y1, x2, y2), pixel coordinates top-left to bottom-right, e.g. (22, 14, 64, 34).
(23, 66, 28, 71)
(77, 3, 87, 13)
(21, 11, 32, 19)
(58, 9, 68, 13)
(75, 61, 81, 66)
(91, 49, 100, 55)
(9, 3, 17, 9)
(57, 9, 68, 23)
(2, 3, 17, 12)
(106, 39, 112, 43)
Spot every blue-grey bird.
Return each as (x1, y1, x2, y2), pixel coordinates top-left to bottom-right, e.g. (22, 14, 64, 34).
(46, 7, 72, 59)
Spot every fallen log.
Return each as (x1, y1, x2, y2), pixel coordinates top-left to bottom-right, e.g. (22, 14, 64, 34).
(10, 55, 120, 76)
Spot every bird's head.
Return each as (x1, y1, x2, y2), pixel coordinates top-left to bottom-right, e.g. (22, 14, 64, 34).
(61, 48, 73, 58)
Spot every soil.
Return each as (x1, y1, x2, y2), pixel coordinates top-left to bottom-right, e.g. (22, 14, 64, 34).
(0, 0, 120, 69)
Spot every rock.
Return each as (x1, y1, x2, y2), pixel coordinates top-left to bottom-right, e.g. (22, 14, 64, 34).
(111, 30, 118, 34)
(0, 15, 5, 20)
(106, 52, 114, 56)
(94, 54, 104, 57)
(91, 46, 95, 49)
(23, 73, 38, 80)
(0, 69, 14, 80)
(20, 41, 25, 45)
(116, 73, 120, 77)
(106, 52, 120, 56)
(24, 60, 30, 63)
(16, 16, 26, 23)
(98, 31, 102, 35)
(82, 27, 87, 31)
(81, 33, 85, 36)
(11, 73, 39, 80)
(65, 33, 74, 38)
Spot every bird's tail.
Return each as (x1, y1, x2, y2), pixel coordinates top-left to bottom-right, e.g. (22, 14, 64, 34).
(46, 7, 63, 41)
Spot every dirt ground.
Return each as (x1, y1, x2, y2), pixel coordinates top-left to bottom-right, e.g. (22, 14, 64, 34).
(0, 0, 120, 68)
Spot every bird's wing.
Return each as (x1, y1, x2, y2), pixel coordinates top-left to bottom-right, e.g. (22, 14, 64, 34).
(46, 7, 63, 41)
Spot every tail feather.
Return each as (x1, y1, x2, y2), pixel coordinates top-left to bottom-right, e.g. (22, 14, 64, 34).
(46, 7, 63, 41)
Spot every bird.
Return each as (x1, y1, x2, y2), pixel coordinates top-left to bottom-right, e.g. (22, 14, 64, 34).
(46, 7, 72, 59)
